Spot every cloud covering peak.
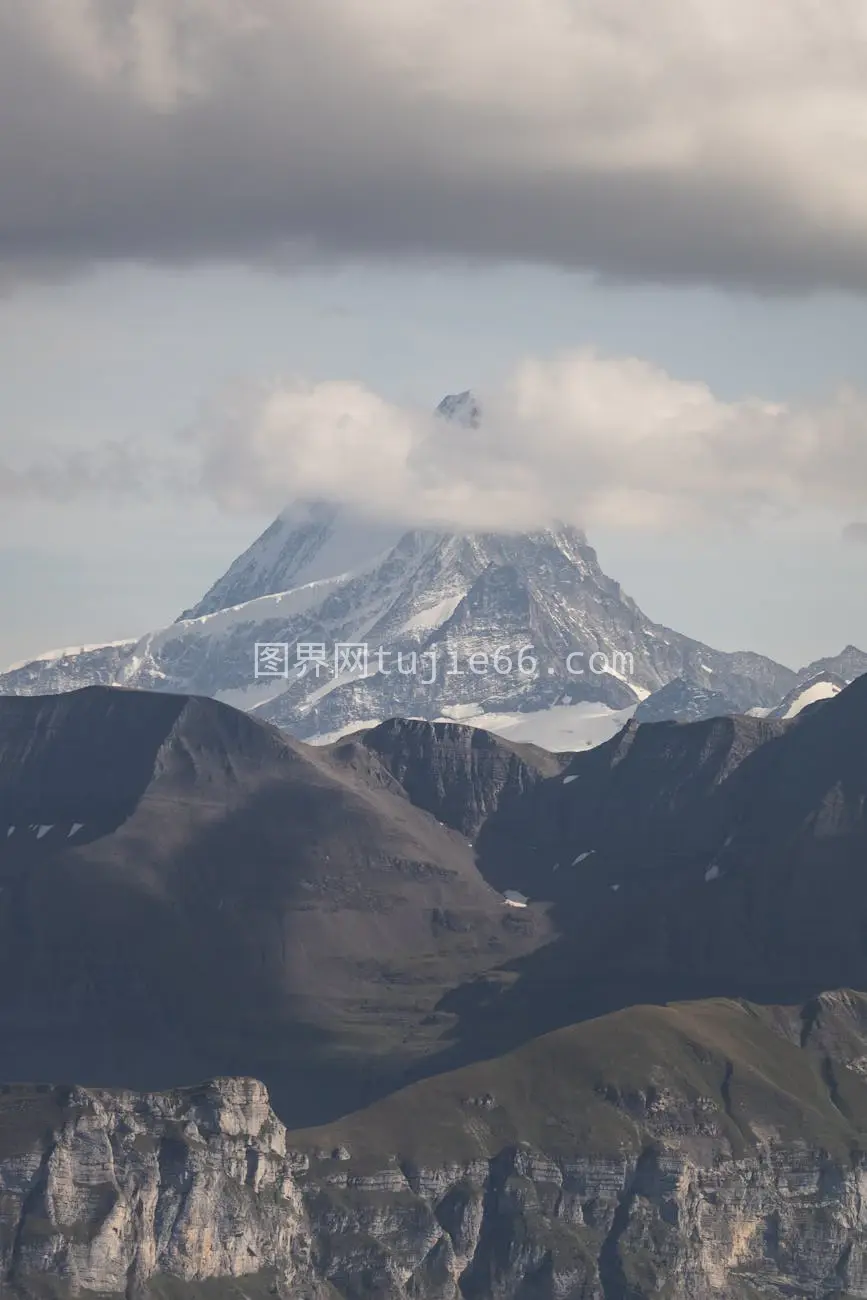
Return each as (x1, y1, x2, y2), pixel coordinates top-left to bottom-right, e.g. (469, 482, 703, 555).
(5, 348, 867, 534)
(185, 350, 867, 533)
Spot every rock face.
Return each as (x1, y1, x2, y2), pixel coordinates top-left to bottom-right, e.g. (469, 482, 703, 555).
(800, 644, 867, 685)
(633, 676, 740, 724)
(0, 1078, 296, 1298)
(8, 992, 867, 1299)
(357, 718, 567, 839)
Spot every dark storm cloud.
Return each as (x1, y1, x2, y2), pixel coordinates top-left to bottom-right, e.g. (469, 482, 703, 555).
(1, 0, 867, 292)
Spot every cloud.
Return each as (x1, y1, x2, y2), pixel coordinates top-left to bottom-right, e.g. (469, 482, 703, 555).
(9, 349, 867, 532)
(3, 0, 867, 291)
(0, 440, 183, 502)
(842, 522, 867, 546)
(185, 349, 867, 532)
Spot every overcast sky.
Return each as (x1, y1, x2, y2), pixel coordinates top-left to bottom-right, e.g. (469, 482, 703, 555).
(2, 0, 867, 670)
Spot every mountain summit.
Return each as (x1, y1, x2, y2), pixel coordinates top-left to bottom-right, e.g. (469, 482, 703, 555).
(0, 392, 861, 746)
(435, 388, 481, 427)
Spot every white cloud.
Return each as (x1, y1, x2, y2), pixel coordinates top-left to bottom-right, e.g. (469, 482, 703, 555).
(2, 0, 867, 289)
(6, 345, 867, 533)
(186, 349, 867, 532)
(0, 440, 161, 502)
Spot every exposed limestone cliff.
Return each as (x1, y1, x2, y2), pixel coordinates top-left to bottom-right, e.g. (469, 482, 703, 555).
(7, 993, 867, 1298)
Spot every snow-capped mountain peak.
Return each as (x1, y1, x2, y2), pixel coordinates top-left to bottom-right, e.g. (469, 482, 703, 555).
(4, 388, 863, 752)
(179, 391, 484, 622)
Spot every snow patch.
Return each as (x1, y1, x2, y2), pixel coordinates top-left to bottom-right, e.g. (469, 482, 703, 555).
(704, 864, 721, 882)
(572, 851, 594, 864)
(217, 681, 289, 712)
(780, 679, 841, 719)
(307, 701, 635, 755)
(308, 719, 384, 747)
(503, 889, 529, 908)
(398, 592, 465, 636)
(438, 703, 484, 721)
(186, 508, 405, 617)
(478, 703, 635, 753)
(171, 572, 354, 639)
(3, 639, 135, 673)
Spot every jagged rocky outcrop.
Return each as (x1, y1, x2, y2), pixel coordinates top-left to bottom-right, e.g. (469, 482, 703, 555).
(354, 718, 567, 839)
(800, 644, 867, 686)
(8, 993, 867, 1298)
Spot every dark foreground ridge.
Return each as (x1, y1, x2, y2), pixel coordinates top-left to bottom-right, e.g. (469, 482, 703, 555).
(0, 687, 552, 1125)
(3, 680, 867, 1131)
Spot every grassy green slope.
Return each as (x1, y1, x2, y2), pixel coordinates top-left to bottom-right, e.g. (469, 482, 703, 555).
(289, 991, 867, 1169)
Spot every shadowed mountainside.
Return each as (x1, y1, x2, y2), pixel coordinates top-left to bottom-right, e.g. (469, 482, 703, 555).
(3, 677, 867, 1134)
(0, 689, 551, 1127)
